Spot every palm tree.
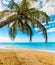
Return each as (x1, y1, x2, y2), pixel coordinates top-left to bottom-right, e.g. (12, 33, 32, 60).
(0, 0, 50, 42)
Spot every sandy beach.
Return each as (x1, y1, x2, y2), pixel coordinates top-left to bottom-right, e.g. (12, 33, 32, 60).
(0, 49, 55, 65)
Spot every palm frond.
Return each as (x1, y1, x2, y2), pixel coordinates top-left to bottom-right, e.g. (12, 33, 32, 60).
(0, 10, 16, 20)
(27, 8, 39, 19)
(9, 23, 17, 40)
(8, 0, 19, 11)
(25, 15, 35, 28)
(31, 0, 38, 1)
(24, 20, 33, 41)
(18, 0, 29, 14)
(27, 8, 50, 24)
(7, 14, 17, 20)
(39, 11, 50, 24)
(17, 19, 24, 32)
(35, 20, 47, 42)
(26, 16, 47, 42)
(26, 22, 33, 41)
(28, 0, 37, 1)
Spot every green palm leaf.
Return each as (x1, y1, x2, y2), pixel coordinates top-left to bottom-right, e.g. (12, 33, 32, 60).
(25, 22, 33, 41)
(9, 22, 17, 40)
(27, 8, 50, 24)
(8, 0, 19, 11)
(36, 20, 47, 42)
(39, 11, 50, 24)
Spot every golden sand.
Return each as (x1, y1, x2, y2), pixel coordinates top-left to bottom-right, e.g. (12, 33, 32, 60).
(0, 49, 55, 65)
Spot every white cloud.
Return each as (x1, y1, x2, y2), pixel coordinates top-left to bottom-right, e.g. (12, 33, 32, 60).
(0, 2, 5, 11)
(3, 0, 9, 4)
(0, 36, 29, 42)
(35, 28, 40, 31)
(0, 36, 19, 42)
(47, 28, 55, 32)
(14, 0, 22, 3)
(0, 37, 12, 42)
(29, 1, 40, 9)
(41, 1, 55, 16)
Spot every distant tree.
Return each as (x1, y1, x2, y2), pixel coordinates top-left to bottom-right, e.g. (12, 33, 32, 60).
(0, 0, 50, 42)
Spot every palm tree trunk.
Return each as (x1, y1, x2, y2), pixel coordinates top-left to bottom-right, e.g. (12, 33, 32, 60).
(0, 15, 21, 28)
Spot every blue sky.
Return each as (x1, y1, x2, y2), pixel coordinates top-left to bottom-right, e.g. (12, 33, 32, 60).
(0, 0, 55, 42)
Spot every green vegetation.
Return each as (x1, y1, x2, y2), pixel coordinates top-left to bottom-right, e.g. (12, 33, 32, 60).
(0, 0, 50, 42)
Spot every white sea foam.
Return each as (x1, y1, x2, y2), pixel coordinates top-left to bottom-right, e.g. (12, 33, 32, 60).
(0, 46, 55, 54)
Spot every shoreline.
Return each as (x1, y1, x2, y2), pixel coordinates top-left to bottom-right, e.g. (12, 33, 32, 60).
(0, 47, 55, 54)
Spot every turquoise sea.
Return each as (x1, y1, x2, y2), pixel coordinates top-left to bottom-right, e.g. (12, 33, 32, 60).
(0, 43, 55, 50)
